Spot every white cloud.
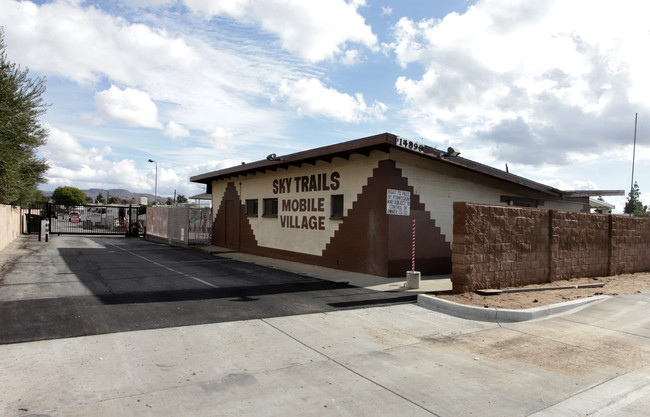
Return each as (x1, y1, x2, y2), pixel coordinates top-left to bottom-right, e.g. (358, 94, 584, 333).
(279, 78, 386, 123)
(389, 0, 650, 166)
(183, 0, 377, 62)
(381, 6, 393, 16)
(542, 178, 599, 191)
(207, 126, 235, 151)
(0, 0, 201, 85)
(95, 85, 163, 129)
(42, 125, 112, 168)
(164, 121, 190, 139)
(41, 126, 148, 191)
(41, 125, 198, 195)
(341, 49, 362, 66)
(122, 0, 175, 7)
(0, 0, 309, 147)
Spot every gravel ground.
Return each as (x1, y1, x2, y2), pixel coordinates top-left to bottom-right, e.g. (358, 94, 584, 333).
(434, 273, 650, 309)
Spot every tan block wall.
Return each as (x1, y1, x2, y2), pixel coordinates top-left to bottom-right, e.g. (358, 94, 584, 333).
(0, 205, 22, 253)
(610, 216, 650, 275)
(550, 210, 609, 280)
(451, 202, 650, 293)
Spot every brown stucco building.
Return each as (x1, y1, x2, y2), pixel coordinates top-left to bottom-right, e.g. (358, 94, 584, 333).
(191, 133, 621, 277)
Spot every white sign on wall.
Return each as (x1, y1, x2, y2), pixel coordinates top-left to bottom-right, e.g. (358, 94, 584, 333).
(386, 189, 411, 216)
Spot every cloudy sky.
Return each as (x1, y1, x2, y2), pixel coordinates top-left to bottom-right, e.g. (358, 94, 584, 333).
(2, 0, 648, 210)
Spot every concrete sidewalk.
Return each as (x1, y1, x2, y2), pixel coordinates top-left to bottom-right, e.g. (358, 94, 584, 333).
(3, 293, 650, 416)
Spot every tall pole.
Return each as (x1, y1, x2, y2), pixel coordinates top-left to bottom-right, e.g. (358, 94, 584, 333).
(631, 113, 638, 198)
(411, 219, 416, 272)
(148, 159, 157, 205)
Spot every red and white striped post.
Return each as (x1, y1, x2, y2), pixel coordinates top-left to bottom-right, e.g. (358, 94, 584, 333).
(411, 219, 416, 272)
(406, 219, 420, 289)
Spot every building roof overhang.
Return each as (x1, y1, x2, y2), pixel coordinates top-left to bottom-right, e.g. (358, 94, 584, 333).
(589, 198, 616, 210)
(189, 132, 624, 200)
(189, 193, 212, 200)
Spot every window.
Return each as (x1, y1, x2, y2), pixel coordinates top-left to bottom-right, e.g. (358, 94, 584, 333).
(331, 194, 344, 219)
(263, 198, 278, 217)
(500, 195, 541, 208)
(245, 199, 258, 216)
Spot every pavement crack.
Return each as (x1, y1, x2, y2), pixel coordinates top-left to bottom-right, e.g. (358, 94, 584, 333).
(260, 318, 442, 417)
(558, 316, 650, 341)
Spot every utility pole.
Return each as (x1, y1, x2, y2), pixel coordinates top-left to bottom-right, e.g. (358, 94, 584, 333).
(629, 113, 638, 217)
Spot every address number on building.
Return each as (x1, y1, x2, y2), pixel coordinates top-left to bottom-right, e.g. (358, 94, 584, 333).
(396, 137, 425, 153)
(386, 189, 410, 216)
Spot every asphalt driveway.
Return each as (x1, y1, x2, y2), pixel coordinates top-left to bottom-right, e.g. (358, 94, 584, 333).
(3, 236, 650, 416)
(0, 235, 416, 344)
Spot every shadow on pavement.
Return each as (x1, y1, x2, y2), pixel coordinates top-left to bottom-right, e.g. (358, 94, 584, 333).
(0, 239, 416, 344)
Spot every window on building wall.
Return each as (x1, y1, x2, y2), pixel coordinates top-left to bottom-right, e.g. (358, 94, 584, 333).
(331, 194, 344, 219)
(500, 195, 541, 208)
(245, 199, 258, 216)
(263, 198, 278, 217)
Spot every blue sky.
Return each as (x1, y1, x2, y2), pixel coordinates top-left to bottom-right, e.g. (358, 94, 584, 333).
(1, 0, 649, 211)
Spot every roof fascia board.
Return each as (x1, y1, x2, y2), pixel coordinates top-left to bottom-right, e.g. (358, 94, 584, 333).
(190, 132, 395, 184)
(189, 132, 614, 200)
(562, 190, 625, 198)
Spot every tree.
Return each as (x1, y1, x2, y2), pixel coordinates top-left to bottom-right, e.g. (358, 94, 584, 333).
(177, 194, 188, 204)
(0, 28, 49, 206)
(32, 189, 48, 203)
(624, 181, 648, 216)
(166, 197, 174, 205)
(96, 193, 106, 204)
(107, 196, 121, 204)
(51, 186, 86, 207)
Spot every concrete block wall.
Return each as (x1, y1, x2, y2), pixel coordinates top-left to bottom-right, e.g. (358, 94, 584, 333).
(610, 216, 650, 275)
(0, 204, 22, 253)
(451, 202, 650, 293)
(452, 202, 550, 293)
(549, 210, 610, 280)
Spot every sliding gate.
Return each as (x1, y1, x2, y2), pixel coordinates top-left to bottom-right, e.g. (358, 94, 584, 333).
(22, 203, 143, 236)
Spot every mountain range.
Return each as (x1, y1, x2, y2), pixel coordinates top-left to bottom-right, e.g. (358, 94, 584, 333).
(41, 188, 164, 203)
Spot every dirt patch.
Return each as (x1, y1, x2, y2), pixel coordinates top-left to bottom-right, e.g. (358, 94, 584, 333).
(434, 273, 650, 309)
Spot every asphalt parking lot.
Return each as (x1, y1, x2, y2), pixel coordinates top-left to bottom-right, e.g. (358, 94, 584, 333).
(0, 235, 419, 344)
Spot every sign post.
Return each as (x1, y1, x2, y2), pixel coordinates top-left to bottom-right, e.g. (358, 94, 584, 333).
(385, 189, 420, 288)
(406, 219, 420, 289)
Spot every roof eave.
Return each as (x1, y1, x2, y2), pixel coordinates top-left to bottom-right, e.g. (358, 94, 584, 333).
(190, 132, 395, 184)
(189, 133, 614, 201)
(561, 190, 625, 198)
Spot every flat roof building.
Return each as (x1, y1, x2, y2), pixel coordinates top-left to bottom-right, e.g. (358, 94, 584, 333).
(191, 133, 623, 277)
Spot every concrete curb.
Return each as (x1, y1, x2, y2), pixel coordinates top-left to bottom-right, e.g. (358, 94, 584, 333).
(417, 293, 611, 322)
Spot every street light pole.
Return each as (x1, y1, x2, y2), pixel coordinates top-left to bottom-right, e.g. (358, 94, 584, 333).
(148, 159, 157, 205)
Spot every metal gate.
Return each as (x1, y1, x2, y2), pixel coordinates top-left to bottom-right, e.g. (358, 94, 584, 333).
(22, 202, 144, 236)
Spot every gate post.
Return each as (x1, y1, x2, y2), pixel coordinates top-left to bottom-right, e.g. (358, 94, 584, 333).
(46, 202, 52, 234)
(127, 204, 132, 236)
